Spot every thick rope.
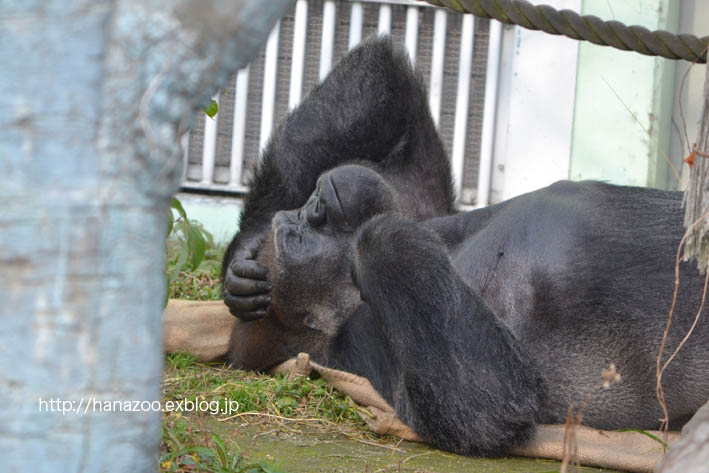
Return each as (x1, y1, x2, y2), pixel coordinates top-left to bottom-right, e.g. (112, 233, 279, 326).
(426, 0, 708, 63)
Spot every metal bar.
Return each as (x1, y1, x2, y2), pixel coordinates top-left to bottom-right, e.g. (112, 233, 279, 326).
(320, 0, 337, 80)
(429, 8, 447, 127)
(451, 14, 474, 200)
(345, 0, 433, 7)
(378, 4, 392, 35)
(201, 92, 218, 185)
(180, 132, 189, 183)
(230, 66, 249, 187)
(180, 182, 248, 196)
(476, 19, 502, 208)
(349, 2, 363, 49)
(289, 0, 308, 110)
(259, 21, 280, 152)
(405, 6, 419, 65)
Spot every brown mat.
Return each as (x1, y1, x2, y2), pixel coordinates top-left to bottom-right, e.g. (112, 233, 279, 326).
(163, 299, 679, 472)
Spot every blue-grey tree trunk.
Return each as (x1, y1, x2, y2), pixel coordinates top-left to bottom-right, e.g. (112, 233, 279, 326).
(0, 1, 292, 471)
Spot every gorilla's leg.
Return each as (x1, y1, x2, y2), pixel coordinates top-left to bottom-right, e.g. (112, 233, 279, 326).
(223, 37, 453, 320)
(351, 216, 544, 456)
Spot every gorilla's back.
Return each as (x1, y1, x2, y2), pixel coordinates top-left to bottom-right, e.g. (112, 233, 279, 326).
(447, 181, 708, 429)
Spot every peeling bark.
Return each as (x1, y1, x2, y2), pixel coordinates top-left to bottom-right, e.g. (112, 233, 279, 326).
(683, 67, 709, 271)
(0, 1, 293, 470)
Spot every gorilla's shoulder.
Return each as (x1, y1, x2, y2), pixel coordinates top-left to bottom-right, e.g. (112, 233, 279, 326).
(524, 180, 683, 212)
(517, 180, 684, 232)
(543, 179, 681, 200)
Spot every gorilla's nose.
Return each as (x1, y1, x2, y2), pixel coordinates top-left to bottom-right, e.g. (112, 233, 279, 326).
(305, 194, 326, 227)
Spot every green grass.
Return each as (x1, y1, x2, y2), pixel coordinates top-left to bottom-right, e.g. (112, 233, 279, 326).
(163, 355, 365, 426)
(166, 242, 224, 301)
(160, 356, 368, 473)
(160, 415, 284, 473)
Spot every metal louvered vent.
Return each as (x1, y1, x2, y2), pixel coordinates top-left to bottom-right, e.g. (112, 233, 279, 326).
(182, 0, 501, 207)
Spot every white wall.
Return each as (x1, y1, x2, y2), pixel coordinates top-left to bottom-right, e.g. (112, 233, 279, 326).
(490, 0, 581, 203)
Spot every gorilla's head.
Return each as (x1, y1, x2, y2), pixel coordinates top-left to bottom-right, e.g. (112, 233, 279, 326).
(228, 164, 397, 370)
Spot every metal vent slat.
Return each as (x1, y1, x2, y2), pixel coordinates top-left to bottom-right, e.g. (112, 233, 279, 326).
(289, 0, 309, 110)
(184, 0, 496, 206)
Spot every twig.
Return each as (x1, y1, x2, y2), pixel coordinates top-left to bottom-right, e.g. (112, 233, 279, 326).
(655, 211, 709, 445)
(401, 452, 431, 464)
(352, 438, 404, 452)
(217, 411, 329, 423)
(560, 364, 621, 472)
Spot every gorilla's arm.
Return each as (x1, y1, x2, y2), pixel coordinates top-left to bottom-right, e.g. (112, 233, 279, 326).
(223, 38, 453, 319)
(351, 216, 544, 456)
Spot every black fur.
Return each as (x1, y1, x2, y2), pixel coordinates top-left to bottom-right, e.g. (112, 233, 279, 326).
(349, 216, 544, 456)
(222, 38, 454, 319)
(223, 37, 709, 458)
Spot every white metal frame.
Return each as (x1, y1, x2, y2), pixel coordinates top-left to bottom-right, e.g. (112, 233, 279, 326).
(450, 14, 474, 200)
(259, 22, 280, 152)
(185, 0, 503, 208)
(476, 19, 502, 207)
(229, 68, 250, 191)
(200, 92, 218, 186)
(405, 6, 419, 64)
(428, 8, 447, 127)
(289, 0, 309, 110)
(320, 1, 337, 80)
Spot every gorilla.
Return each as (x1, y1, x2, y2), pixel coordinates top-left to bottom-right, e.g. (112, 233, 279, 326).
(222, 37, 709, 456)
(222, 37, 454, 320)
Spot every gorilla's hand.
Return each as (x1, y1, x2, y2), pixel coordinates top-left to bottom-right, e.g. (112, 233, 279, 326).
(224, 236, 271, 320)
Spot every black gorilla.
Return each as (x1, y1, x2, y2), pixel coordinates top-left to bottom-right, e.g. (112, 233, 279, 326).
(223, 38, 709, 456)
(222, 38, 454, 320)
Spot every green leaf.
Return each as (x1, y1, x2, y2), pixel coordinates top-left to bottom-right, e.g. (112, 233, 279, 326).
(212, 433, 228, 468)
(203, 99, 219, 118)
(198, 259, 219, 273)
(255, 463, 283, 473)
(276, 396, 296, 408)
(186, 223, 206, 271)
(166, 208, 174, 237)
(168, 241, 189, 286)
(617, 428, 668, 447)
(174, 219, 188, 236)
(171, 197, 187, 220)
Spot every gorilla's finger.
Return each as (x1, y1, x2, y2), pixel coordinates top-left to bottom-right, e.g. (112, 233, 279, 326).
(229, 307, 268, 321)
(224, 293, 271, 316)
(237, 309, 269, 321)
(230, 258, 269, 281)
(240, 235, 264, 257)
(225, 273, 271, 296)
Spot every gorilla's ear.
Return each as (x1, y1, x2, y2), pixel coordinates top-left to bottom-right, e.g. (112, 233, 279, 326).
(303, 313, 326, 332)
(303, 290, 361, 335)
(303, 307, 340, 336)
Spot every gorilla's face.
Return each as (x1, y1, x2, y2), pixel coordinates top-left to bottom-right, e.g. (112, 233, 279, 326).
(262, 164, 397, 335)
